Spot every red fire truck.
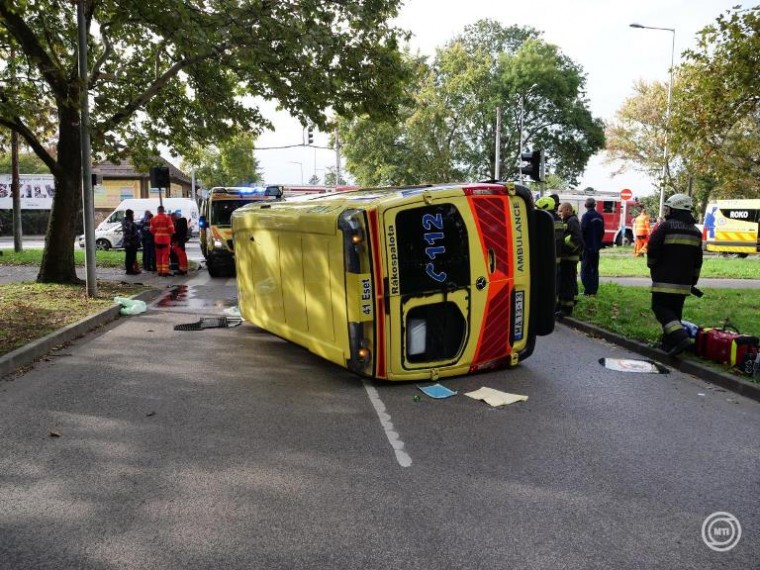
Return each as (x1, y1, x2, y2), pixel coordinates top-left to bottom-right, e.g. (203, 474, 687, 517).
(554, 192, 640, 246)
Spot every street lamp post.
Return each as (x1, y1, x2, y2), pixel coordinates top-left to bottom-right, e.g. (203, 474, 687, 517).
(630, 23, 676, 219)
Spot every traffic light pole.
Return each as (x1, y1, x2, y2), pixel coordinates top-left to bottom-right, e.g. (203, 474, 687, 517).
(517, 95, 525, 182)
(494, 106, 501, 180)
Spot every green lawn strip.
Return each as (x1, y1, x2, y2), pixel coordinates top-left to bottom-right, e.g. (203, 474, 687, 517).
(0, 249, 198, 270)
(573, 284, 759, 347)
(1, 249, 124, 267)
(598, 251, 760, 279)
(0, 281, 146, 357)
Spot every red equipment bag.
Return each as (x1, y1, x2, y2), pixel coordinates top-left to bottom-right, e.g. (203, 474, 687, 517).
(695, 323, 759, 367)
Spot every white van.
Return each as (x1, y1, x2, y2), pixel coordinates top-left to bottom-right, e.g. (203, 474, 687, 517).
(79, 198, 199, 250)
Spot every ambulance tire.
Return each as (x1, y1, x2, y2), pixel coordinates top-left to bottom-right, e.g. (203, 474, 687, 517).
(207, 261, 221, 278)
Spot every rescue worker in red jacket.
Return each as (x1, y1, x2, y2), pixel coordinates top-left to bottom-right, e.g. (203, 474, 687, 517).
(150, 205, 175, 276)
(647, 193, 703, 355)
(556, 202, 584, 317)
(633, 208, 651, 257)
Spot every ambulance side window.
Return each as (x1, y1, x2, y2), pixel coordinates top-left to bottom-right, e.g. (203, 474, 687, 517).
(405, 302, 466, 363)
(396, 204, 469, 295)
(602, 201, 614, 214)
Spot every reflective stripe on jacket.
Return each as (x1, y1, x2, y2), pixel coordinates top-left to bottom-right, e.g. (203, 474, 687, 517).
(553, 213, 564, 264)
(647, 215, 702, 295)
(150, 213, 175, 245)
(634, 213, 651, 238)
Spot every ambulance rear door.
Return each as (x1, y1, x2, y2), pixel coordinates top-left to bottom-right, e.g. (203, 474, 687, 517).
(383, 193, 484, 377)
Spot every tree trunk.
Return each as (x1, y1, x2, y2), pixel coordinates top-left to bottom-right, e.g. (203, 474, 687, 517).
(37, 106, 82, 284)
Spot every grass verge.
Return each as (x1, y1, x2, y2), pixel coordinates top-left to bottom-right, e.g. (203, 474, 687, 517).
(573, 284, 759, 346)
(0, 281, 146, 357)
(1, 248, 126, 268)
(0, 248, 198, 270)
(599, 249, 760, 278)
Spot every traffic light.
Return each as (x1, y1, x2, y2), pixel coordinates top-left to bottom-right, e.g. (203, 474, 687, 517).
(307, 126, 314, 145)
(520, 149, 545, 182)
(150, 166, 170, 188)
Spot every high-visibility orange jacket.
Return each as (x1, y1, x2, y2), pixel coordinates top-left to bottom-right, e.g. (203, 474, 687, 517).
(150, 212, 175, 245)
(634, 212, 651, 238)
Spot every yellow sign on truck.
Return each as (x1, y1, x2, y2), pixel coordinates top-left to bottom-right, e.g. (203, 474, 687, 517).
(702, 199, 760, 257)
(232, 182, 556, 381)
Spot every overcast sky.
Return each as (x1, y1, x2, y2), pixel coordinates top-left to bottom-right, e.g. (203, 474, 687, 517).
(251, 0, 751, 195)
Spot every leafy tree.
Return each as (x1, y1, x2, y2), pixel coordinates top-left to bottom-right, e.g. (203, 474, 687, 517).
(339, 20, 604, 187)
(0, 150, 49, 174)
(671, 6, 760, 200)
(308, 174, 320, 185)
(181, 133, 261, 188)
(604, 80, 681, 183)
(323, 167, 347, 186)
(0, 0, 408, 283)
(603, 78, 719, 214)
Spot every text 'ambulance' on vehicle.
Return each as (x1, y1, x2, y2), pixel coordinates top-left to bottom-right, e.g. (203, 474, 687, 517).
(199, 185, 284, 276)
(232, 182, 556, 381)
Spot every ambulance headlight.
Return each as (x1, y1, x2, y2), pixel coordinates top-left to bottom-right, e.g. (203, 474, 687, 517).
(213, 239, 223, 248)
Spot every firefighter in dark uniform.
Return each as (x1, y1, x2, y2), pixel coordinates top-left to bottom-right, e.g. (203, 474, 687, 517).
(536, 194, 564, 302)
(556, 202, 583, 317)
(647, 193, 703, 355)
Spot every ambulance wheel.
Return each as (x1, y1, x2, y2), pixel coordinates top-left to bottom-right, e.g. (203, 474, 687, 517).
(95, 238, 111, 250)
(207, 261, 221, 277)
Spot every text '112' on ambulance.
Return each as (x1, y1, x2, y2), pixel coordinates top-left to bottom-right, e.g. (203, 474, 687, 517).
(232, 182, 557, 381)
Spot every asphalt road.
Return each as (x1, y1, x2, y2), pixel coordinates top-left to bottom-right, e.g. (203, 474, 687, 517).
(0, 275, 758, 569)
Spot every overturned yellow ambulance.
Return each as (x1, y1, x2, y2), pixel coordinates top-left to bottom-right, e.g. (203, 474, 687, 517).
(232, 182, 556, 381)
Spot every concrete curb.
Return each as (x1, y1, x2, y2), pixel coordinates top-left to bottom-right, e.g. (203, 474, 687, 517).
(561, 317, 760, 403)
(0, 288, 161, 378)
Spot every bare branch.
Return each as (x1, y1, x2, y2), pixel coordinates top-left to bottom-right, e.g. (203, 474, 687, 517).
(0, 114, 60, 176)
(90, 26, 113, 87)
(96, 45, 228, 134)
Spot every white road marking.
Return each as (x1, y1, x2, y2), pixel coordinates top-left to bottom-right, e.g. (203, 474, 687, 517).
(362, 380, 412, 468)
(225, 278, 237, 288)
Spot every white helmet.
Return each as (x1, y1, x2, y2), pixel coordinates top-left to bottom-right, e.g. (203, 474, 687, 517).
(665, 193, 693, 211)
